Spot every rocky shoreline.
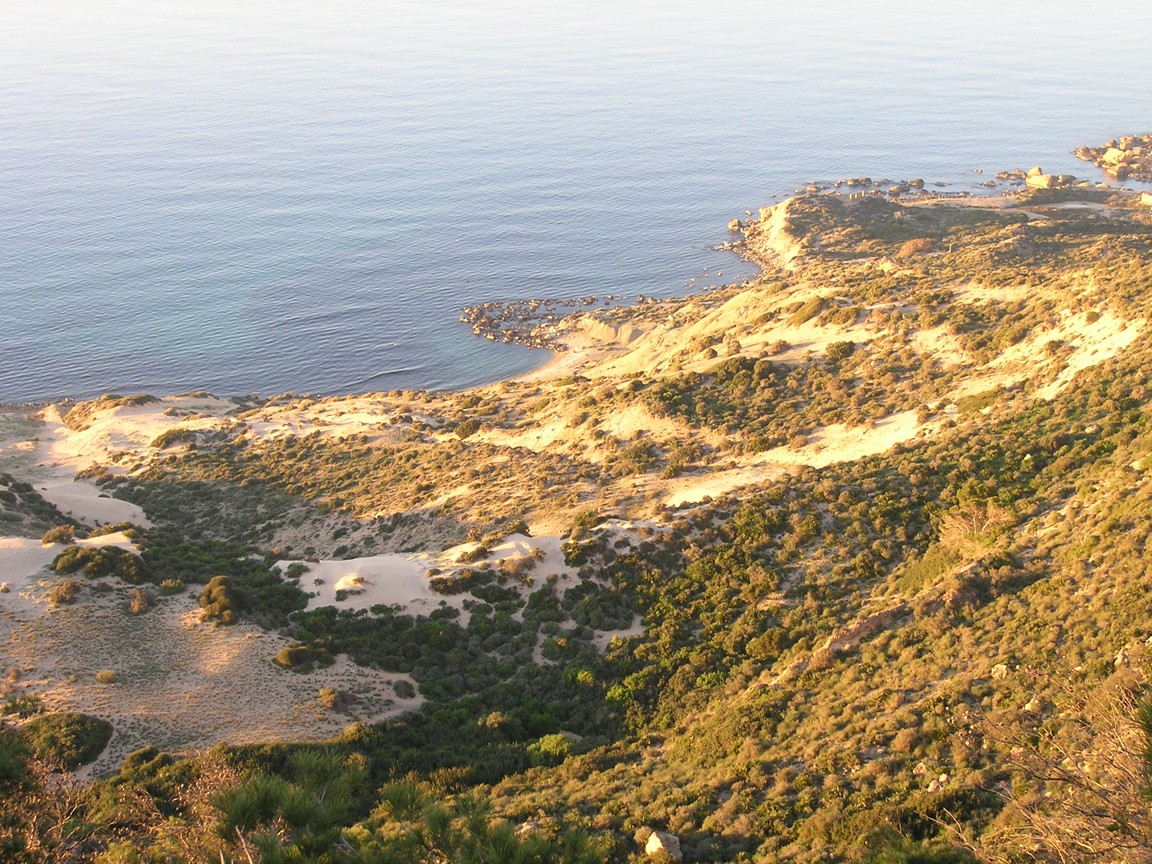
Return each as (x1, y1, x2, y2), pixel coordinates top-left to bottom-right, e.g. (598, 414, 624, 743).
(459, 295, 625, 350)
(1075, 133, 1152, 181)
(459, 141, 1152, 359)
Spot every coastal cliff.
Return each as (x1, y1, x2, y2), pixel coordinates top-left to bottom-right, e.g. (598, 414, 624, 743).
(5, 147, 1152, 861)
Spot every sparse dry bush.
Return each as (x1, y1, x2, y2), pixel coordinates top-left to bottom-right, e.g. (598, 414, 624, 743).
(897, 237, 935, 257)
(49, 578, 81, 606)
(40, 525, 75, 545)
(128, 587, 154, 614)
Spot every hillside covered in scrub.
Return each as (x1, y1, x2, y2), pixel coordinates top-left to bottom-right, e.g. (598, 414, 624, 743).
(4, 165, 1152, 862)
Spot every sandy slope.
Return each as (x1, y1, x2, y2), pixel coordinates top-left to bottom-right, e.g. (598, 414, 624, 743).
(2, 574, 421, 777)
(3, 192, 1147, 779)
(664, 409, 922, 507)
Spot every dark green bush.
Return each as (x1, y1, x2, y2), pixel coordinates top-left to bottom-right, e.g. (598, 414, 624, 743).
(455, 418, 483, 439)
(20, 712, 113, 769)
(52, 546, 148, 584)
(273, 645, 316, 669)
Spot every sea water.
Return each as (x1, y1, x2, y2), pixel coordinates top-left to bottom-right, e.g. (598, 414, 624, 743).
(1, 0, 1149, 402)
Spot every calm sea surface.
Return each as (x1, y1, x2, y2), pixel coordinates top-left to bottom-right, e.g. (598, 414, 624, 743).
(1, 1, 1149, 402)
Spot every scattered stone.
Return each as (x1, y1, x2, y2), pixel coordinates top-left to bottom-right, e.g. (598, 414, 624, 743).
(991, 663, 1010, 680)
(927, 773, 951, 793)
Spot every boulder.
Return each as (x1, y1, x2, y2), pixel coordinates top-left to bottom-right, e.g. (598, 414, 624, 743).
(1025, 173, 1055, 189)
(1026, 165, 1045, 177)
(646, 830, 683, 861)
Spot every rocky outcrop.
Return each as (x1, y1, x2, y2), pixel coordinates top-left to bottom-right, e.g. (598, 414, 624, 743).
(459, 295, 624, 350)
(645, 830, 683, 861)
(814, 601, 910, 657)
(1074, 134, 1152, 181)
(769, 602, 911, 684)
(740, 199, 809, 269)
(1023, 167, 1081, 190)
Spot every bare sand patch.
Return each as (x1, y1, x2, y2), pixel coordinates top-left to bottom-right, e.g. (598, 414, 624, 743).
(1033, 311, 1144, 400)
(0, 537, 57, 596)
(3, 580, 421, 778)
(299, 553, 454, 617)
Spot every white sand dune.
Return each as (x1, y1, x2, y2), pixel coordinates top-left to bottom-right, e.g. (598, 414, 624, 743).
(300, 553, 450, 616)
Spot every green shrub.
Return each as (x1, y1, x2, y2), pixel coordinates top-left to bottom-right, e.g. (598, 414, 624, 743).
(273, 645, 315, 669)
(2, 693, 42, 718)
(455, 418, 483, 439)
(898, 544, 963, 594)
(150, 427, 196, 449)
(527, 733, 574, 767)
(826, 340, 857, 361)
(49, 577, 81, 606)
(41, 524, 75, 545)
(790, 296, 825, 326)
(20, 712, 113, 769)
(198, 575, 245, 625)
(956, 389, 1000, 415)
(283, 562, 310, 580)
(52, 546, 148, 584)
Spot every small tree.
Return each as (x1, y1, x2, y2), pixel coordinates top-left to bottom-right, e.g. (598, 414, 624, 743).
(980, 683, 1152, 862)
